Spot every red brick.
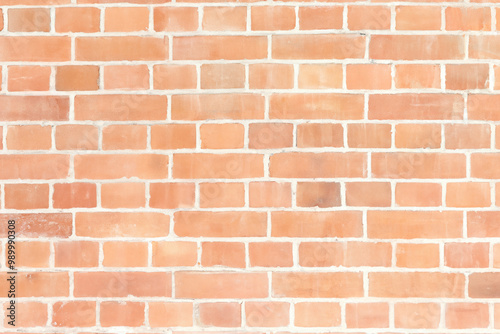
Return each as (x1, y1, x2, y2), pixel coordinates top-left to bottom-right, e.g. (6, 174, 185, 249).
(272, 272, 363, 297)
(76, 36, 167, 61)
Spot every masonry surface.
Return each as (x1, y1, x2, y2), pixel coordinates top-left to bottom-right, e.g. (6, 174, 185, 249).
(1, 0, 500, 332)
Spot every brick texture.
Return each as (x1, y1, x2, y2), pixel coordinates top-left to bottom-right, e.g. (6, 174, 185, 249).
(1, 0, 498, 333)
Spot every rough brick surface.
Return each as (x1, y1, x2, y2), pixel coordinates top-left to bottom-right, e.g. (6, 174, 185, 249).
(1, 0, 498, 332)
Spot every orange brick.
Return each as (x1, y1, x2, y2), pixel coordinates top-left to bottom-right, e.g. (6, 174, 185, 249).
(298, 64, 342, 89)
(347, 64, 392, 89)
(395, 303, 441, 328)
(5, 184, 49, 209)
(270, 94, 364, 120)
(102, 124, 147, 150)
(249, 64, 294, 89)
(74, 272, 171, 297)
(0, 213, 71, 238)
(348, 123, 392, 148)
(249, 242, 293, 267)
(74, 154, 168, 179)
(370, 272, 465, 298)
(469, 273, 500, 297)
(395, 182, 442, 207)
(249, 123, 293, 149)
(371, 153, 466, 178)
(75, 95, 167, 120)
(172, 94, 264, 120)
(370, 94, 463, 120)
(175, 272, 268, 299)
(273, 34, 365, 59)
(8, 66, 50, 91)
(246, 302, 289, 327)
(7, 302, 47, 327)
(348, 5, 390, 30)
(446, 182, 491, 207)
(75, 212, 169, 238)
(445, 242, 489, 268)
(0, 155, 69, 179)
(296, 182, 341, 207)
(0, 36, 71, 61)
(197, 302, 241, 327)
(201, 63, 245, 89)
(469, 36, 500, 59)
(149, 302, 193, 327)
(446, 64, 489, 90)
(151, 124, 196, 149)
(252, 6, 295, 31)
(9, 8, 50, 32)
(371, 35, 465, 60)
(396, 243, 440, 268)
(173, 154, 263, 179)
(201, 242, 245, 268)
(200, 182, 245, 208)
(494, 244, 500, 267)
(299, 6, 343, 30)
(200, 123, 245, 149)
(395, 123, 441, 148)
(174, 211, 266, 237)
(103, 241, 148, 267)
(12, 241, 50, 268)
(104, 65, 149, 90)
(471, 153, 500, 178)
(152, 241, 197, 267)
(273, 272, 363, 298)
(469, 95, 500, 120)
(202, 6, 246, 31)
(396, 6, 441, 30)
(446, 303, 489, 329)
(55, 241, 99, 267)
(346, 303, 389, 328)
(56, 65, 99, 91)
(445, 124, 491, 149)
(52, 301, 96, 327)
(468, 211, 500, 237)
(297, 123, 344, 148)
(101, 182, 146, 208)
(174, 36, 267, 60)
(6, 125, 52, 150)
(53, 183, 97, 209)
(76, 36, 167, 61)
(105, 7, 149, 32)
(299, 242, 343, 267)
(395, 64, 441, 88)
(294, 302, 341, 327)
(446, 7, 491, 31)
(153, 64, 196, 90)
(56, 7, 100, 32)
(272, 211, 362, 238)
(55, 124, 98, 150)
(249, 182, 291, 208)
(0, 272, 69, 297)
(100, 302, 145, 327)
(346, 182, 391, 207)
(368, 211, 462, 239)
(154, 7, 198, 31)
(270, 152, 367, 178)
(150, 183, 195, 209)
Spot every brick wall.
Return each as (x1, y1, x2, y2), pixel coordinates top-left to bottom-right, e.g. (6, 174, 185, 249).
(1, 0, 500, 331)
